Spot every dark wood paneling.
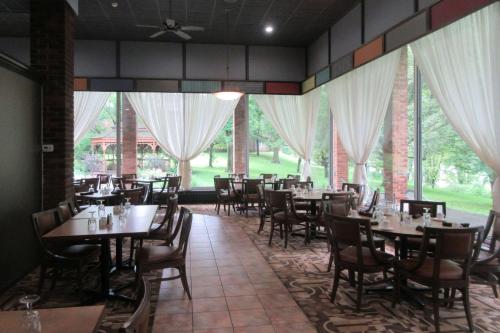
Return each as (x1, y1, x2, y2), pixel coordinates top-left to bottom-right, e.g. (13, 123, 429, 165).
(385, 12, 428, 51)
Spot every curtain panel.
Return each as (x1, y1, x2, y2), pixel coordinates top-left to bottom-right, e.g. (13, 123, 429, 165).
(74, 91, 111, 144)
(325, 49, 401, 185)
(411, 3, 500, 210)
(125, 93, 240, 189)
(254, 89, 321, 180)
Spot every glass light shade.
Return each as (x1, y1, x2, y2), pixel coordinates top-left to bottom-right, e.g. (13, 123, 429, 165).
(213, 91, 244, 101)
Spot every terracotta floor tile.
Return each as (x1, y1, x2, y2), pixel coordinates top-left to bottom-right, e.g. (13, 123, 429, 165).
(233, 325, 276, 333)
(153, 313, 193, 332)
(265, 306, 309, 325)
(158, 288, 191, 301)
(193, 297, 228, 312)
(155, 299, 193, 314)
(192, 274, 222, 287)
(191, 259, 217, 268)
(217, 266, 247, 275)
(194, 328, 234, 333)
(193, 285, 225, 299)
(252, 282, 288, 295)
(216, 258, 242, 267)
(190, 266, 220, 277)
(193, 311, 232, 330)
(258, 293, 297, 309)
(220, 274, 251, 285)
(223, 284, 257, 297)
(226, 295, 263, 311)
(229, 308, 271, 327)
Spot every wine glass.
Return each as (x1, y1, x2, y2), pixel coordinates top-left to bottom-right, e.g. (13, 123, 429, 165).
(19, 294, 42, 333)
(19, 294, 39, 313)
(125, 197, 132, 212)
(88, 184, 94, 193)
(97, 200, 106, 218)
(88, 211, 97, 231)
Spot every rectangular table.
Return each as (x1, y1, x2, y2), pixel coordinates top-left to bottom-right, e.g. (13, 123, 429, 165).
(129, 178, 164, 204)
(0, 305, 105, 333)
(43, 205, 158, 299)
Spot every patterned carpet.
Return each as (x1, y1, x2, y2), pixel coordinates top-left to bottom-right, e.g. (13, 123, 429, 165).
(0, 238, 162, 332)
(186, 204, 500, 333)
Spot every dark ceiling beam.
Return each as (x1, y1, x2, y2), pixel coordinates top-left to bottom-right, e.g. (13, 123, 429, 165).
(95, 0, 116, 32)
(208, 0, 217, 29)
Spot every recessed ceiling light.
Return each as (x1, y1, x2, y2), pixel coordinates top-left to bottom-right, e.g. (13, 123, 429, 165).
(111, 2, 118, 8)
(264, 25, 274, 34)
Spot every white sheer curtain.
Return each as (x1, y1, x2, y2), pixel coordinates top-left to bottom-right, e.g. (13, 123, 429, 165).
(254, 89, 321, 180)
(325, 49, 401, 185)
(125, 92, 240, 189)
(74, 91, 111, 144)
(411, 3, 500, 210)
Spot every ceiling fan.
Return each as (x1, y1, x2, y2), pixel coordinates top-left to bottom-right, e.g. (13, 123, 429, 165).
(136, 0, 205, 40)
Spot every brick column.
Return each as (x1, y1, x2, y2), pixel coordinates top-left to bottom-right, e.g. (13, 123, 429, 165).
(332, 128, 349, 189)
(122, 95, 137, 175)
(30, 0, 75, 208)
(383, 47, 408, 200)
(233, 95, 248, 174)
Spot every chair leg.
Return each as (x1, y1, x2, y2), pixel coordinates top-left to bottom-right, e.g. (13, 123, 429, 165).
(304, 222, 310, 245)
(392, 270, 400, 307)
(216, 202, 220, 214)
(432, 288, 441, 333)
(348, 270, 355, 287)
(38, 263, 47, 294)
(129, 238, 135, 267)
(245, 202, 249, 218)
(331, 267, 341, 302)
(268, 220, 274, 246)
(284, 224, 289, 249)
(462, 287, 474, 333)
(327, 252, 334, 272)
(258, 213, 265, 234)
(356, 272, 364, 312)
(227, 202, 231, 216)
(179, 265, 191, 300)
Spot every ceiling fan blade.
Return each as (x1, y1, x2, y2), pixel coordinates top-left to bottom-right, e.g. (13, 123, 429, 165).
(173, 30, 192, 40)
(136, 24, 161, 29)
(149, 30, 167, 39)
(165, 18, 176, 27)
(180, 26, 205, 31)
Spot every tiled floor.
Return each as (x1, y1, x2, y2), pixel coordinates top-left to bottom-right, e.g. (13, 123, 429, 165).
(152, 213, 317, 333)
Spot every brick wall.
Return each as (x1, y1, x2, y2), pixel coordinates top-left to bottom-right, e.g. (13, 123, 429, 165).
(233, 96, 248, 174)
(383, 47, 409, 200)
(333, 128, 349, 189)
(122, 95, 137, 175)
(30, 0, 75, 208)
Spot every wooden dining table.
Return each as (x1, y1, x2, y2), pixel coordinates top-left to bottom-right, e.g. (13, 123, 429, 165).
(0, 305, 105, 333)
(128, 178, 164, 204)
(43, 205, 158, 300)
(76, 191, 122, 204)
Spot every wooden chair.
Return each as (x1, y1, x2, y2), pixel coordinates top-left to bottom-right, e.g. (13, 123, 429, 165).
(117, 277, 151, 333)
(96, 174, 110, 188)
(470, 210, 500, 298)
(267, 190, 310, 248)
(32, 210, 100, 300)
(257, 183, 268, 233)
(324, 214, 396, 311)
(111, 176, 125, 190)
(396, 226, 483, 333)
(136, 207, 193, 299)
(341, 183, 365, 206)
(122, 173, 137, 189)
(214, 177, 236, 216)
(228, 173, 245, 179)
(121, 187, 146, 205)
(152, 176, 181, 208)
(358, 189, 379, 217)
(241, 179, 262, 217)
(129, 196, 179, 266)
(56, 201, 76, 225)
(287, 174, 301, 180)
(397, 200, 447, 257)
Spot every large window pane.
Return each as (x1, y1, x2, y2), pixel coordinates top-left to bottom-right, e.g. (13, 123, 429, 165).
(421, 80, 492, 219)
(248, 93, 330, 186)
(74, 93, 117, 178)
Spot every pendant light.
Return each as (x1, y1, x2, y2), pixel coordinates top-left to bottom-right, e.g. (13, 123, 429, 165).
(214, 9, 244, 101)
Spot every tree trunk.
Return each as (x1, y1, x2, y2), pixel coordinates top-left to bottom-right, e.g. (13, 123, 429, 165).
(297, 158, 302, 173)
(272, 147, 280, 164)
(208, 143, 214, 168)
(227, 143, 233, 172)
(256, 139, 260, 156)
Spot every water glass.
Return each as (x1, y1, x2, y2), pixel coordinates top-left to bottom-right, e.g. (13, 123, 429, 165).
(88, 211, 97, 231)
(97, 200, 106, 218)
(19, 295, 41, 333)
(423, 208, 431, 226)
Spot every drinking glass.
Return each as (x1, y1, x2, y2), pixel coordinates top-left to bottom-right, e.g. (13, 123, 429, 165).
(88, 184, 94, 193)
(436, 205, 445, 220)
(19, 295, 41, 333)
(88, 211, 97, 231)
(97, 200, 106, 218)
(125, 197, 132, 213)
(423, 207, 431, 226)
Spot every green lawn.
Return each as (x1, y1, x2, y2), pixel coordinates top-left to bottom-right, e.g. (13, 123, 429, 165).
(190, 151, 329, 188)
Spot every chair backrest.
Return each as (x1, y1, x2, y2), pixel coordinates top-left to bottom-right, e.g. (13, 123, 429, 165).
(112, 177, 125, 189)
(228, 173, 245, 179)
(32, 209, 59, 253)
(96, 174, 110, 188)
(122, 173, 137, 180)
(214, 177, 231, 193)
(243, 179, 262, 195)
(154, 195, 179, 234)
(83, 177, 99, 191)
(268, 190, 293, 219)
(322, 193, 351, 217)
(121, 187, 145, 205)
(324, 214, 378, 266)
(256, 183, 265, 202)
(417, 226, 483, 281)
(56, 201, 74, 224)
(169, 207, 193, 258)
(400, 199, 446, 218)
(483, 210, 500, 251)
(167, 176, 182, 193)
(260, 173, 276, 181)
(120, 277, 151, 333)
(141, 185, 149, 205)
(282, 179, 299, 189)
(287, 174, 300, 180)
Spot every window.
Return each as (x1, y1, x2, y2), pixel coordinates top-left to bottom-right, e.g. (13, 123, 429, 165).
(420, 79, 492, 218)
(74, 93, 117, 178)
(248, 93, 331, 187)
